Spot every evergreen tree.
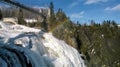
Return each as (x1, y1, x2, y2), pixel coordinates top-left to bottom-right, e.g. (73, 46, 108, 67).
(49, 2, 54, 16)
(41, 18, 48, 31)
(18, 8, 26, 25)
(56, 8, 67, 22)
(0, 9, 3, 20)
(48, 2, 56, 30)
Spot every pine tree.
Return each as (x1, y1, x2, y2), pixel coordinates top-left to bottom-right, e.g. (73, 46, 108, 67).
(49, 2, 54, 16)
(0, 9, 3, 20)
(18, 8, 26, 25)
(41, 18, 48, 31)
(48, 2, 56, 30)
(56, 8, 67, 22)
(49, 2, 55, 22)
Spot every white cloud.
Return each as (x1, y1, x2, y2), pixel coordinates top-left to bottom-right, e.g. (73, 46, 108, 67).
(85, 0, 108, 5)
(69, 0, 81, 8)
(70, 11, 85, 19)
(105, 4, 120, 11)
(69, 2, 79, 8)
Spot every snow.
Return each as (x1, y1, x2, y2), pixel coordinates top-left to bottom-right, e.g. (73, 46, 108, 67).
(118, 25, 120, 27)
(24, 19, 38, 23)
(0, 21, 86, 67)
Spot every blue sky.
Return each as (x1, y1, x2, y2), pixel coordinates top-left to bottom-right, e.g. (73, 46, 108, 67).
(1, 0, 120, 24)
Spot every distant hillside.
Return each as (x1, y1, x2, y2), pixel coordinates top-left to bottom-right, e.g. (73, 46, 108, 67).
(0, 6, 50, 20)
(52, 20, 120, 67)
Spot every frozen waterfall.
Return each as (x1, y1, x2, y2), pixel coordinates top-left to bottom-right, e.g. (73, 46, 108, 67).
(0, 21, 86, 67)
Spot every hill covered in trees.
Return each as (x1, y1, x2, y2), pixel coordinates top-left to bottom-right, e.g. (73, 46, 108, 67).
(52, 20, 120, 67)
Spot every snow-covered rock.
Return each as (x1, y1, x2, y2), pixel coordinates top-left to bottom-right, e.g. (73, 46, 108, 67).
(0, 21, 86, 67)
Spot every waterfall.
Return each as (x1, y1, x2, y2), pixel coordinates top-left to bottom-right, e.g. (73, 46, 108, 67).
(0, 21, 86, 67)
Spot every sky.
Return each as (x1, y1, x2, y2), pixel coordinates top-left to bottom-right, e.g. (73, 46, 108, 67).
(0, 0, 120, 24)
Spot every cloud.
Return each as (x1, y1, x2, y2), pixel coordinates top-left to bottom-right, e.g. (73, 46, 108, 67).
(69, 2, 79, 8)
(85, 0, 108, 5)
(69, 0, 81, 8)
(70, 11, 85, 19)
(105, 4, 120, 11)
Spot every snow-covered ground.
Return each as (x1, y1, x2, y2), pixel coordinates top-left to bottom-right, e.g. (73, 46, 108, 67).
(0, 21, 86, 67)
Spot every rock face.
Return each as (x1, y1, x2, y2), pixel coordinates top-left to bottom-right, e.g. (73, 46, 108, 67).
(0, 21, 86, 67)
